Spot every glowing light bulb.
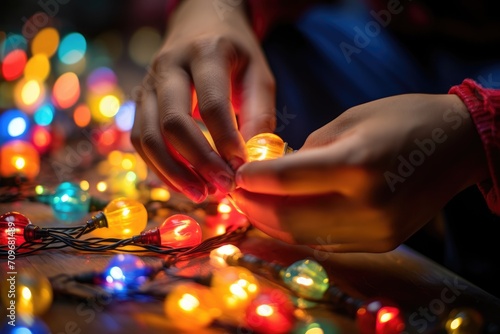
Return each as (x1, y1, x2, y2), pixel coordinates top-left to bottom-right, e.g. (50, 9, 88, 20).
(205, 197, 247, 228)
(244, 289, 296, 334)
(91, 197, 147, 238)
(0, 140, 39, 179)
(209, 244, 242, 267)
(46, 182, 90, 222)
(282, 259, 329, 299)
(0, 316, 51, 334)
(293, 318, 341, 334)
(149, 187, 171, 202)
(356, 299, 405, 334)
(134, 214, 202, 248)
(164, 282, 220, 331)
(0, 109, 30, 141)
(211, 266, 260, 318)
(0, 212, 31, 246)
(246, 133, 292, 161)
(445, 308, 483, 334)
(0, 268, 53, 316)
(102, 254, 149, 293)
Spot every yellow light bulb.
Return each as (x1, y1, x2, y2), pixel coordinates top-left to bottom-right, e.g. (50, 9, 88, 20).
(150, 187, 171, 202)
(164, 283, 220, 331)
(0, 268, 53, 316)
(245, 133, 292, 161)
(91, 197, 148, 238)
(209, 244, 242, 267)
(211, 266, 260, 318)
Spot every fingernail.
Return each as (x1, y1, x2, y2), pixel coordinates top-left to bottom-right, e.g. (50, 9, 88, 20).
(229, 157, 246, 171)
(184, 187, 206, 203)
(213, 174, 234, 193)
(207, 183, 217, 195)
(235, 171, 243, 187)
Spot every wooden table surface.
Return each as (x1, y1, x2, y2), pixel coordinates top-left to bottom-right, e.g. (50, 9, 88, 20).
(2, 198, 500, 334)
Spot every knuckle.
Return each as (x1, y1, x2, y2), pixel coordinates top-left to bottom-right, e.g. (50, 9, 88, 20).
(161, 113, 189, 137)
(198, 92, 228, 116)
(151, 51, 175, 75)
(190, 35, 233, 58)
(141, 131, 161, 152)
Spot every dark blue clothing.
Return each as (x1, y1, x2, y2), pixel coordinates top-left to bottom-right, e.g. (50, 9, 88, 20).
(262, 3, 500, 297)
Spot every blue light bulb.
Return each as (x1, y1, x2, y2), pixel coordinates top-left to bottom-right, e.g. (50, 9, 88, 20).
(51, 182, 91, 222)
(1, 315, 50, 334)
(102, 254, 150, 293)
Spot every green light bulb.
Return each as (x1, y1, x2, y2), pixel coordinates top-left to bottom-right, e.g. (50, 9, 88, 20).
(281, 259, 329, 299)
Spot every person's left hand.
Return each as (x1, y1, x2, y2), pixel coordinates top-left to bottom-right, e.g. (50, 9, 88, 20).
(232, 94, 489, 252)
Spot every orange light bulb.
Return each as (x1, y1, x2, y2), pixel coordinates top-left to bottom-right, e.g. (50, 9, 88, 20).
(0, 140, 40, 179)
(90, 197, 148, 238)
(245, 133, 292, 161)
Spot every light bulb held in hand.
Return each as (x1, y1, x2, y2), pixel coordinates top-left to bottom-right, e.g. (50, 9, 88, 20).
(245, 133, 293, 162)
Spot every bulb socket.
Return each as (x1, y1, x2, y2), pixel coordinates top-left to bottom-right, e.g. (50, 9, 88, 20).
(24, 224, 49, 242)
(132, 228, 161, 246)
(86, 211, 108, 229)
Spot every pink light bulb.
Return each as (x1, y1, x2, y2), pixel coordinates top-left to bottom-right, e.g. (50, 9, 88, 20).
(135, 214, 202, 248)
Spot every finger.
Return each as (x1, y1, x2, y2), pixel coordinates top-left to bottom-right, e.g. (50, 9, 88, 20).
(156, 67, 236, 194)
(232, 188, 385, 245)
(237, 62, 276, 141)
(139, 88, 208, 203)
(190, 42, 247, 170)
(235, 139, 368, 196)
(130, 90, 181, 192)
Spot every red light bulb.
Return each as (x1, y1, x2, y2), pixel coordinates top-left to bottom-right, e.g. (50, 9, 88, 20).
(244, 289, 296, 334)
(356, 299, 405, 334)
(0, 212, 31, 246)
(134, 214, 202, 248)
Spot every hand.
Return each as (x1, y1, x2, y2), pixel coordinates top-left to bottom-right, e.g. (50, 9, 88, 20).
(131, 0, 276, 202)
(233, 94, 489, 252)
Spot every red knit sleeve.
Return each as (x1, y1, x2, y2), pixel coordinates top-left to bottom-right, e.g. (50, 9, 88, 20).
(449, 79, 500, 215)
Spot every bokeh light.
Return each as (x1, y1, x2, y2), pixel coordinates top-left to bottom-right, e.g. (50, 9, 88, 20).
(2, 49, 27, 81)
(53, 72, 80, 109)
(14, 78, 45, 113)
(34, 104, 55, 126)
(58, 32, 87, 65)
(115, 101, 135, 131)
(31, 125, 52, 153)
(99, 95, 120, 118)
(128, 27, 161, 66)
(0, 140, 40, 179)
(31, 27, 60, 57)
(24, 54, 51, 81)
(73, 104, 92, 127)
(87, 67, 117, 93)
(0, 33, 27, 59)
(88, 88, 124, 123)
(21, 80, 42, 105)
(0, 109, 30, 141)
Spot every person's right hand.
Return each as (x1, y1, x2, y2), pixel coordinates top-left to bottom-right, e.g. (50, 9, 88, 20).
(131, 0, 276, 203)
